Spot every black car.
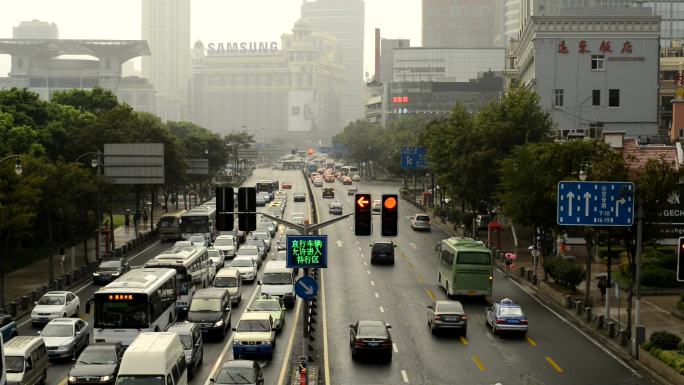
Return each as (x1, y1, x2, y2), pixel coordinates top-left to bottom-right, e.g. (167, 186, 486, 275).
(92, 259, 129, 285)
(322, 187, 334, 198)
(167, 322, 203, 379)
(67, 343, 125, 385)
(187, 288, 232, 340)
(369, 241, 396, 265)
(212, 360, 264, 385)
(293, 192, 306, 202)
(349, 320, 392, 362)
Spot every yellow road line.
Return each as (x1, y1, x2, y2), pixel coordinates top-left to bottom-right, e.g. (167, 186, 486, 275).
(459, 336, 469, 345)
(526, 336, 537, 346)
(426, 289, 436, 301)
(416, 274, 424, 284)
(407, 261, 415, 269)
(58, 377, 67, 385)
(472, 355, 486, 371)
(545, 356, 564, 373)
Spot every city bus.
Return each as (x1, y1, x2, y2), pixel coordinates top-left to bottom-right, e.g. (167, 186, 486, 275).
(0, 335, 5, 385)
(144, 246, 212, 314)
(180, 205, 216, 241)
(256, 179, 279, 199)
(158, 210, 187, 242)
(86, 268, 178, 346)
(436, 237, 493, 297)
(341, 165, 359, 176)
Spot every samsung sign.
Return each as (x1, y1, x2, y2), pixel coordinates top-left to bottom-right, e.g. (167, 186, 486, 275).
(207, 41, 278, 55)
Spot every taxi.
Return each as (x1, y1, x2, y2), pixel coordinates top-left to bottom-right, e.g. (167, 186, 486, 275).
(247, 295, 286, 331)
(232, 312, 276, 359)
(485, 298, 528, 336)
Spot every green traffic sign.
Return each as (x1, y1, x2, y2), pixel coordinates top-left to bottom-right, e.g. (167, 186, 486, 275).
(286, 235, 328, 268)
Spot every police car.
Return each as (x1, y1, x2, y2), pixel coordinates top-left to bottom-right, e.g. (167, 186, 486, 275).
(485, 298, 528, 336)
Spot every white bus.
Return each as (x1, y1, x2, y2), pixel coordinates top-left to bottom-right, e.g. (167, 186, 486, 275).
(145, 246, 212, 314)
(0, 335, 5, 385)
(341, 165, 359, 176)
(180, 205, 216, 242)
(86, 268, 178, 346)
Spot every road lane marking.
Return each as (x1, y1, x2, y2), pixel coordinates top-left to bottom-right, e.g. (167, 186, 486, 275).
(409, 242, 417, 250)
(393, 342, 399, 353)
(416, 274, 424, 284)
(407, 261, 415, 269)
(322, 269, 331, 385)
(426, 289, 436, 301)
(367, 270, 371, 275)
(360, 254, 364, 258)
(370, 280, 375, 286)
(379, 306, 385, 313)
(526, 336, 537, 346)
(401, 370, 409, 383)
(472, 356, 486, 371)
(459, 336, 469, 345)
(363, 261, 368, 266)
(545, 356, 564, 373)
(507, 277, 640, 377)
(358, 247, 362, 251)
(374, 292, 379, 298)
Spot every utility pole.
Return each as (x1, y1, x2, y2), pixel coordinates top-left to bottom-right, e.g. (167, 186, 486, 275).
(633, 199, 644, 358)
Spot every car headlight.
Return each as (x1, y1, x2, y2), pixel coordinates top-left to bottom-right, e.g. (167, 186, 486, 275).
(111, 272, 120, 276)
(214, 320, 224, 327)
(31, 310, 38, 316)
(68, 376, 77, 382)
(234, 340, 242, 345)
(99, 375, 113, 382)
(262, 340, 272, 345)
(93, 273, 100, 276)
(52, 312, 62, 316)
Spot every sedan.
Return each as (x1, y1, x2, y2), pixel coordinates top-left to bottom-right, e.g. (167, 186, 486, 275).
(40, 318, 89, 361)
(282, 182, 292, 189)
(31, 291, 80, 326)
(347, 186, 357, 196)
(229, 257, 257, 282)
(211, 360, 264, 385)
(342, 177, 353, 185)
(248, 295, 285, 331)
(293, 192, 306, 202)
(189, 233, 211, 247)
(68, 343, 125, 385)
(329, 200, 343, 215)
(238, 244, 263, 268)
(371, 199, 381, 214)
(313, 178, 324, 187)
(349, 320, 392, 362)
(352, 174, 361, 182)
(93, 258, 129, 285)
(410, 214, 432, 231)
(427, 300, 467, 335)
(251, 231, 271, 252)
(485, 298, 528, 336)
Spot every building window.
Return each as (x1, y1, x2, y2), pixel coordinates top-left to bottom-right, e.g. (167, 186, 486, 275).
(592, 90, 601, 107)
(591, 55, 605, 70)
(16, 58, 23, 68)
(554, 89, 564, 107)
(609, 89, 620, 107)
(589, 123, 604, 139)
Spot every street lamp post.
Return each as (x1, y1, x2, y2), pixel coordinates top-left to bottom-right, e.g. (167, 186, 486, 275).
(75, 151, 103, 261)
(0, 155, 22, 309)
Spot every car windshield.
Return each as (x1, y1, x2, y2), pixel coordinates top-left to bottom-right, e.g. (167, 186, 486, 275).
(77, 349, 118, 364)
(190, 298, 222, 312)
(99, 260, 121, 270)
(208, 250, 221, 259)
(253, 232, 268, 238)
(358, 324, 387, 337)
(5, 356, 24, 373)
(238, 247, 258, 256)
(214, 238, 234, 246)
(251, 301, 281, 311)
(38, 295, 64, 305)
(115, 375, 165, 385)
(263, 272, 292, 285)
(215, 367, 256, 384)
(499, 307, 523, 316)
(437, 302, 463, 313)
(237, 319, 271, 332)
(179, 335, 193, 350)
(373, 243, 393, 253)
(214, 276, 238, 287)
(41, 324, 73, 337)
(231, 259, 253, 268)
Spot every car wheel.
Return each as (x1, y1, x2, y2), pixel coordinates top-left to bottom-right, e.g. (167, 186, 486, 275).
(351, 347, 357, 360)
(386, 351, 393, 363)
(462, 327, 467, 337)
(199, 348, 204, 365)
(63, 313, 67, 318)
(430, 324, 436, 335)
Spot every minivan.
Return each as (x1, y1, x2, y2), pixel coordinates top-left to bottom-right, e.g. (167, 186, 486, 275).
(213, 268, 242, 306)
(117, 332, 187, 385)
(187, 288, 232, 340)
(259, 261, 295, 308)
(4, 336, 48, 385)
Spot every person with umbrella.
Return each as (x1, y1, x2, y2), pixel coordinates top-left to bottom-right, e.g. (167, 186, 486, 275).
(504, 252, 517, 277)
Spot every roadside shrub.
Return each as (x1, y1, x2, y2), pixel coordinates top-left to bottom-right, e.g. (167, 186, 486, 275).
(653, 350, 684, 374)
(543, 257, 585, 291)
(650, 331, 682, 351)
(641, 265, 679, 288)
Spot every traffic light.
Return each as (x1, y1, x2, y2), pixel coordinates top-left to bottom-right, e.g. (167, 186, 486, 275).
(354, 193, 372, 236)
(215, 187, 234, 231)
(381, 194, 398, 237)
(678, 237, 684, 282)
(238, 187, 256, 231)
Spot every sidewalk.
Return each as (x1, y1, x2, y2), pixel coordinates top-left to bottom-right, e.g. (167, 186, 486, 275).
(4, 222, 154, 304)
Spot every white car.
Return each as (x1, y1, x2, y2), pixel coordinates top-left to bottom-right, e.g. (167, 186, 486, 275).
(352, 174, 361, 182)
(372, 199, 382, 214)
(207, 249, 226, 272)
(213, 235, 237, 258)
(229, 257, 258, 282)
(236, 245, 261, 268)
(313, 178, 323, 187)
(31, 291, 80, 327)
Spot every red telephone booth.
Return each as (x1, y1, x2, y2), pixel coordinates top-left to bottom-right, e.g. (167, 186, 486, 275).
(487, 220, 503, 249)
(422, 191, 433, 207)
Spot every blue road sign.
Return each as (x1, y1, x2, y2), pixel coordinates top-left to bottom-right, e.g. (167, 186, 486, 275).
(295, 276, 318, 300)
(286, 235, 328, 269)
(557, 181, 635, 227)
(401, 147, 428, 170)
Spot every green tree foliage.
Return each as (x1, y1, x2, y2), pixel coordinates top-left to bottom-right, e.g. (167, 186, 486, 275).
(51, 87, 119, 115)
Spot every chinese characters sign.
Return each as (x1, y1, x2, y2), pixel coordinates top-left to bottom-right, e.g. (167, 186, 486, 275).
(557, 39, 633, 54)
(392, 96, 409, 104)
(286, 235, 328, 268)
(557, 181, 635, 227)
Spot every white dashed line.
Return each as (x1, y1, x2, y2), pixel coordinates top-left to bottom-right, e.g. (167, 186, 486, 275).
(363, 261, 368, 266)
(401, 370, 409, 383)
(358, 247, 362, 251)
(360, 254, 364, 258)
(409, 242, 417, 250)
(393, 343, 399, 353)
(374, 292, 379, 298)
(379, 306, 385, 313)
(367, 270, 371, 275)
(370, 280, 375, 286)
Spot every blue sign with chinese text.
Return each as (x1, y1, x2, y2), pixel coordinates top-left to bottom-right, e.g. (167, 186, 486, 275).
(557, 181, 635, 227)
(295, 276, 318, 300)
(401, 147, 428, 170)
(286, 235, 328, 269)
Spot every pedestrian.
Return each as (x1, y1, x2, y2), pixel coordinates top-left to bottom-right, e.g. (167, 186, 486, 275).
(143, 209, 149, 229)
(597, 277, 607, 300)
(124, 210, 130, 232)
(134, 211, 141, 229)
(504, 255, 513, 277)
(59, 246, 66, 272)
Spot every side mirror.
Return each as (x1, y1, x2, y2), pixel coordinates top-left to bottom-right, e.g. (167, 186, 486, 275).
(209, 378, 215, 383)
(349, 324, 354, 328)
(272, 326, 277, 331)
(34, 301, 38, 305)
(369, 244, 373, 247)
(393, 245, 397, 248)
(257, 379, 264, 385)
(386, 325, 392, 329)
(427, 305, 433, 310)
(257, 280, 262, 285)
(231, 327, 237, 331)
(36, 331, 41, 335)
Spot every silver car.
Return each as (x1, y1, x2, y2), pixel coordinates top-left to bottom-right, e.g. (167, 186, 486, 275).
(236, 245, 261, 269)
(427, 300, 467, 335)
(410, 214, 431, 231)
(229, 257, 257, 282)
(251, 231, 271, 252)
(40, 318, 89, 360)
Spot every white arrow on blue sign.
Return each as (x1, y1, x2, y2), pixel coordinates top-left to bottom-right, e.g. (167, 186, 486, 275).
(557, 181, 635, 227)
(295, 276, 318, 300)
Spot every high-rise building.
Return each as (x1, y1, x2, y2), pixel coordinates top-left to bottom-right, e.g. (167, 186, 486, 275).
(301, 0, 365, 129)
(380, 38, 410, 84)
(422, 0, 498, 47)
(503, 0, 522, 45)
(635, 1, 684, 47)
(141, 0, 190, 121)
(13, 19, 58, 39)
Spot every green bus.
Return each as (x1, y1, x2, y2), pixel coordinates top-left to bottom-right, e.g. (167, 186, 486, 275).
(436, 237, 493, 297)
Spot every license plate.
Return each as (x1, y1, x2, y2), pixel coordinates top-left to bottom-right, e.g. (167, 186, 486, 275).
(367, 342, 379, 347)
(246, 347, 257, 352)
(445, 316, 458, 321)
(467, 291, 477, 296)
(39, 318, 48, 322)
(507, 319, 520, 324)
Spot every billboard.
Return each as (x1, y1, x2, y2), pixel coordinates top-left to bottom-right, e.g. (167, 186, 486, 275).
(288, 90, 320, 132)
(104, 143, 164, 185)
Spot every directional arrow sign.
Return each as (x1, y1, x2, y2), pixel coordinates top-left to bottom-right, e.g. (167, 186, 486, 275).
(557, 181, 635, 227)
(295, 276, 318, 300)
(357, 195, 369, 208)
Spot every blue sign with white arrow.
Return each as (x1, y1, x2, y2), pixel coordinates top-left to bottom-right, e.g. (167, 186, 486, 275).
(401, 147, 428, 170)
(557, 181, 635, 227)
(295, 276, 318, 301)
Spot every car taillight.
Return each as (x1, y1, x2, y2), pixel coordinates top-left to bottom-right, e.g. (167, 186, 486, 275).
(434, 315, 441, 321)
(381, 340, 392, 347)
(520, 319, 528, 325)
(355, 340, 365, 347)
(496, 319, 507, 324)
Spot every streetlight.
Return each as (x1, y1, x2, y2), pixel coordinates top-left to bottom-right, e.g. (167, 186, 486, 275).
(0, 154, 23, 308)
(74, 151, 103, 261)
(0, 155, 22, 175)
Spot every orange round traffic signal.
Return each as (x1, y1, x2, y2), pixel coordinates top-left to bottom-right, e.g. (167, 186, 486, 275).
(383, 196, 397, 210)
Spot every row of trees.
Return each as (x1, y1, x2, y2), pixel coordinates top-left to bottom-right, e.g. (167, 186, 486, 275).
(335, 85, 682, 337)
(0, 87, 253, 276)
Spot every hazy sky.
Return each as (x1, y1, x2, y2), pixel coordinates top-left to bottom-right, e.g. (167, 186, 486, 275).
(0, 0, 422, 78)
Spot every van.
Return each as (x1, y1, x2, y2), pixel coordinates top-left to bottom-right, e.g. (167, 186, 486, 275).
(259, 261, 295, 308)
(165, 323, 202, 380)
(117, 332, 187, 385)
(4, 336, 48, 385)
(187, 289, 231, 340)
(159, 211, 187, 242)
(213, 268, 242, 305)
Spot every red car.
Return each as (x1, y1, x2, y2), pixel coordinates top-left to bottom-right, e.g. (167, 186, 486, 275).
(282, 181, 292, 189)
(342, 176, 352, 185)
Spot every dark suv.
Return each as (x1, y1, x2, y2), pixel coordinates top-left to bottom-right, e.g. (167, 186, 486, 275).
(166, 322, 203, 379)
(187, 288, 232, 340)
(370, 241, 396, 265)
(322, 187, 334, 198)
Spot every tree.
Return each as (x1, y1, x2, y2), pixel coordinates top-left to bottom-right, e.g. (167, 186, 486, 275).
(51, 87, 119, 115)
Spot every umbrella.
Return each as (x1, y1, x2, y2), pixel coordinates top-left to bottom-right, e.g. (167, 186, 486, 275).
(504, 252, 517, 260)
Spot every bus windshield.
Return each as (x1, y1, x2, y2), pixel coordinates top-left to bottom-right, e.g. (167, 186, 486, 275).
(457, 252, 491, 265)
(159, 217, 178, 228)
(95, 296, 149, 328)
(181, 216, 209, 234)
